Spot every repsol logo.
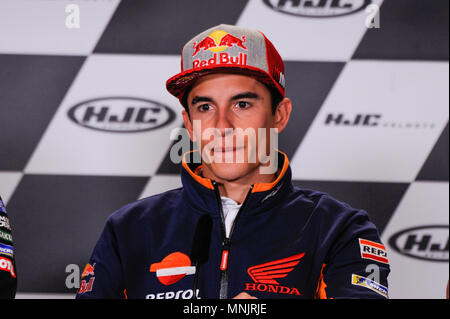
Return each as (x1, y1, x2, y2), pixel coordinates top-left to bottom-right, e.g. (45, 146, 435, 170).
(146, 289, 200, 299)
(388, 225, 449, 262)
(263, 0, 371, 18)
(68, 97, 176, 133)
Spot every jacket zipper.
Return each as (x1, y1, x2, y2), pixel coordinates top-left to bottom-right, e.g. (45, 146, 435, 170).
(212, 180, 253, 299)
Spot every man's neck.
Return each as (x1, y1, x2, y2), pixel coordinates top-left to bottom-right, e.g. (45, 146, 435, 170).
(201, 165, 276, 204)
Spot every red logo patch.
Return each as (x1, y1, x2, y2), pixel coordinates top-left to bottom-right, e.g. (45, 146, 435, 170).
(192, 30, 247, 56)
(359, 239, 389, 264)
(191, 30, 248, 68)
(78, 277, 94, 294)
(244, 253, 305, 296)
(78, 263, 95, 294)
(81, 263, 95, 279)
(0, 256, 16, 278)
(150, 252, 196, 286)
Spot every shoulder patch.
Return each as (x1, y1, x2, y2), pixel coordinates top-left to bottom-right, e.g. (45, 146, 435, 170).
(359, 238, 389, 264)
(351, 274, 388, 298)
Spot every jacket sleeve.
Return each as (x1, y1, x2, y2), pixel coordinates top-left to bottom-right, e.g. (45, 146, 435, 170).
(76, 215, 126, 299)
(315, 206, 390, 299)
(0, 196, 17, 299)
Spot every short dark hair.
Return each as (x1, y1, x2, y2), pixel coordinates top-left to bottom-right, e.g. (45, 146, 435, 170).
(181, 84, 283, 119)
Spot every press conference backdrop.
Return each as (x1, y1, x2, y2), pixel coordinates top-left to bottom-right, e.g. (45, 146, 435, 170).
(0, 0, 448, 299)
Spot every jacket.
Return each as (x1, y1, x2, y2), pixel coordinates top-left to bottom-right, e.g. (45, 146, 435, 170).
(76, 151, 390, 299)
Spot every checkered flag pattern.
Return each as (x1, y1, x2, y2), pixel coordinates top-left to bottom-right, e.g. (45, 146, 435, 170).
(0, 0, 448, 298)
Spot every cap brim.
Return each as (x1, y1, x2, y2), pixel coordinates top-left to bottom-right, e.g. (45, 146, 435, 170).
(166, 64, 285, 102)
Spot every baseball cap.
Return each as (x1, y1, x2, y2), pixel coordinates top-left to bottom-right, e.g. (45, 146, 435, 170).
(166, 24, 286, 103)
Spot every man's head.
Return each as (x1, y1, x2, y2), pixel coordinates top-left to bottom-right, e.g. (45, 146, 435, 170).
(166, 24, 291, 183)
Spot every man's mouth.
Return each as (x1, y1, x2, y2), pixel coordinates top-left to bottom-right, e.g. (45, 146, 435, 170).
(213, 146, 245, 153)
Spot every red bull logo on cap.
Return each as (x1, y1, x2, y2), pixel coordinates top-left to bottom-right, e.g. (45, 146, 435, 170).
(193, 30, 247, 56)
(192, 30, 247, 68)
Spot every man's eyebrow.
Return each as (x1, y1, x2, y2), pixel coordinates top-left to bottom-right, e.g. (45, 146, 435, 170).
(190, 92, 260, 105)
(230, 92, 261, 101)
(191, 96, 214, 105)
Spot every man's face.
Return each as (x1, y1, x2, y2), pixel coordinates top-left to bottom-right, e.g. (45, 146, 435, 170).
(183, 73, 290, 183)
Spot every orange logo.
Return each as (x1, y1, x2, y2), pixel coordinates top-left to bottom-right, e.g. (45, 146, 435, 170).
(150, 252, 196, 286)
(244, 253, 305, 295)
(193, 30, 247, 56)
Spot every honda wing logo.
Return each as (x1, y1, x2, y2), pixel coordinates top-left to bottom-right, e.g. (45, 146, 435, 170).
(245, 253, 305, 295)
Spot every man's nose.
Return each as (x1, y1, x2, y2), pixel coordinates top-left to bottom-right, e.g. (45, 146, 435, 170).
(214, 108, 234, 136)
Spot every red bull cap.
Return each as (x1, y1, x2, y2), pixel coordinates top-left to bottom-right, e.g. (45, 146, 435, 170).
(166, 24, 285, 102)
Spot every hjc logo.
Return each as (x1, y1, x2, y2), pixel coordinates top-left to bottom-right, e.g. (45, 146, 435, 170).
(324, 113, 381, 126)
(389, 225, 449, 262)
(263, 0, 371, 17)
(68, 97, 175, 133)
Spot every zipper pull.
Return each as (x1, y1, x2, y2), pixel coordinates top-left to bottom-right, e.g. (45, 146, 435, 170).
(220, 238, 230, 271)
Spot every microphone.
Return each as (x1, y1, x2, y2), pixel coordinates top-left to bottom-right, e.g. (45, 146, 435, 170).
(190, 214, 213, 299)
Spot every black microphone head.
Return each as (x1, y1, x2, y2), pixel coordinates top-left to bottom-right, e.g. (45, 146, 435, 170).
(190, 214, 213, 265)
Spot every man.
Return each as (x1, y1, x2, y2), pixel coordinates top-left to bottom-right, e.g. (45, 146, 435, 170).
(76, 24, 390, 299)
(0, 196, 17, 299)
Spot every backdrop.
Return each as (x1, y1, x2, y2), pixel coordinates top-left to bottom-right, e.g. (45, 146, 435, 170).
(0, 0, 448, 299)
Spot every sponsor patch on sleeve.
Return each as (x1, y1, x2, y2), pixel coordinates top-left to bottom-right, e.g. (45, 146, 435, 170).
(78, 277, 95, 294)
(81, 262, 95, 279)
(358, 238, 389, 264)
(0, 256, 16, 278)
(0, 229, 13, 244)
(351, 274, 388, 298)
(0, 243, 14, 257)
(0, 213, 11, 232)
(0, 198, 6, 213)
(78, 262, 95, 294)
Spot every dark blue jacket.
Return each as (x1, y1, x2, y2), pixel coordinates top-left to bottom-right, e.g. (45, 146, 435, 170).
(76, 151, 390, 299)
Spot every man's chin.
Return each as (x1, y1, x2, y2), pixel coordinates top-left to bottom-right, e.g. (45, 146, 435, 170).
(205, 162, 258, 183)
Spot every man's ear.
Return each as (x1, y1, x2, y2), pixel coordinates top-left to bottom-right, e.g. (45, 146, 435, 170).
(274, 98, 292, 134)
(182, 109, 195, 142)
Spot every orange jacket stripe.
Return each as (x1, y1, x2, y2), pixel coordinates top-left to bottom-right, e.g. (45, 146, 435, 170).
(181, 150, 289, 193)
(314, 264, 328, 299)
(252, 150, 289, 193)
(181, 151, 214, 190)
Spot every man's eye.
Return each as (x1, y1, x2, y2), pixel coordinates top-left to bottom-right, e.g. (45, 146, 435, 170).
(197, 104, 212, 112)
(235, 101, 251, 109)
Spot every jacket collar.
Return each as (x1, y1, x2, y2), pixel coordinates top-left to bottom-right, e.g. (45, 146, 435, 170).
(181, 150, 293, 215)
